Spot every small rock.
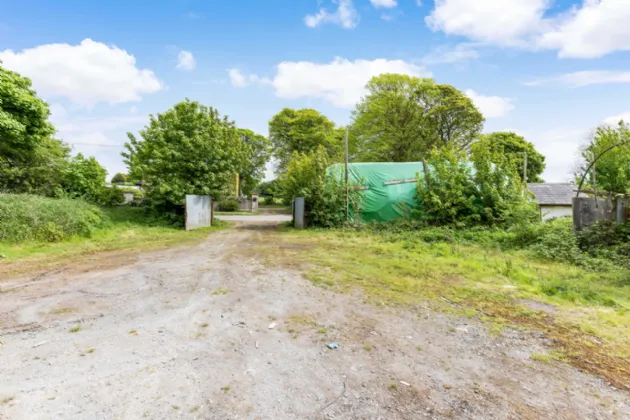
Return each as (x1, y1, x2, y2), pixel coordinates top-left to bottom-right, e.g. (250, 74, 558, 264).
(268, 322, 277, 329)
(400, 381, 411, 387)
(327, 342, 340, 349)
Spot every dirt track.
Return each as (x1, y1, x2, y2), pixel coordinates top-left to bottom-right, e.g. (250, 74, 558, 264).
(1, 222, 629, 419)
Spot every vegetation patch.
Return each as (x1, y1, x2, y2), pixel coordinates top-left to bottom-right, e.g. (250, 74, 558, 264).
(257, 227, 630, 390)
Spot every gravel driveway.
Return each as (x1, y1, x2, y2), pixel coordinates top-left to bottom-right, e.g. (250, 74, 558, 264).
(1, 221, 628, 419)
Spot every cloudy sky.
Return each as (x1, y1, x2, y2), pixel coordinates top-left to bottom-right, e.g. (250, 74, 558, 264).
(2, 0, 630, 182)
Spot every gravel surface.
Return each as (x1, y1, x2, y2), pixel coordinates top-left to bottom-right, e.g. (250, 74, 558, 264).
(1, 222, 628, 419)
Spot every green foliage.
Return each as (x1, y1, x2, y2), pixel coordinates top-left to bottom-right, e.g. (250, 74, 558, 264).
(475, 132, 546, 183)
(111, 173, 127, 184)
(258, 179, 283, 198)
(261, 196, 276, 206)
(123, 100, 243, 208)
(350, 74, 484, 162)
(217, 199, 239, 212)
(281, 146, 349, 227)
(269, 108, 344, 173)
(415, 146, 537, 227)
(99, 186, 125, 207)
(62, 153, 107, 203)
(237, 129, 271, 195)
(0, 193, 104, 243)
(0, 64, 69, 195)
(576, 122, 630, 193)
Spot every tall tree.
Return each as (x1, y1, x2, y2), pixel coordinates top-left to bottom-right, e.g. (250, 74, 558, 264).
(237, 129, 271, 195)
(575, 121, 630, 193)
(0, 63, 69, 194)
(473, 132, 546, 183)
(269, 108, 344, 173)
(350, 74, 484, 162)
(123, 100, 243, 207)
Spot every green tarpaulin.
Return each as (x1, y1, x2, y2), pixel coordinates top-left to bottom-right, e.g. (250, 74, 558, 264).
(329, 162, 424, 223)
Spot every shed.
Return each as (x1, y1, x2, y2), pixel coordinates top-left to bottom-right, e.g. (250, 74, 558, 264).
(528, 183, 581, 221)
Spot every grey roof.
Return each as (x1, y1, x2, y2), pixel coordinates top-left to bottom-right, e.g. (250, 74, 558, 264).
(527, 183, 581, 206)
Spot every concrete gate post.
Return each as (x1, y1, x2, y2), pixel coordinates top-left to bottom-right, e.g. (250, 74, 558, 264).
(294, 197, 305, 229)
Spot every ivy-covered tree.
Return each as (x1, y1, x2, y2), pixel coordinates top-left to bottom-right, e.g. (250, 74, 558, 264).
(350, 74, 484, 162)
(575, 121, 630, 193)
(474, 132, 546, 183)
(269, 108, 344, 173)
(123, 100, 243, 208)
(0, 63, 69, 194)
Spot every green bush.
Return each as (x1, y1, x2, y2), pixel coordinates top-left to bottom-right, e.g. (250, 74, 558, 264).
(99, 187, 125, 206)
(261, 196, 276, 206)
(218, 199, 239, 212)
(0, 194, 104, 243)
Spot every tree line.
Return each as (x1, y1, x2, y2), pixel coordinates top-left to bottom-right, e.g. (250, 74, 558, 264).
(3, 60, 629, 220)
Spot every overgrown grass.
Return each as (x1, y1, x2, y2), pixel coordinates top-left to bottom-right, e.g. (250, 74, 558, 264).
(0, 194, 104, 243)
(264, 225, 630, 389)
(0, 206, 226, 274)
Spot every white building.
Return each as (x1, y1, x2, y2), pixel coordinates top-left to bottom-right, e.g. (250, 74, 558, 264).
(528, 183, 582, 221)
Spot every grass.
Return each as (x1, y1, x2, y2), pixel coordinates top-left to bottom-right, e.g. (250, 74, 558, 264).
(259, 226, 630, 390)
(69, 325, 81, 333)
(0, 206, 226, 276)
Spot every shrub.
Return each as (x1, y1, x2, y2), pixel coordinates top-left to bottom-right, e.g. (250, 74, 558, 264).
(218, 199, 239, 212)
(261, 196, 276, 206)
(99, 187, 125, 206)
(0, 194, 104, 243)
(281, 146, 356, 227)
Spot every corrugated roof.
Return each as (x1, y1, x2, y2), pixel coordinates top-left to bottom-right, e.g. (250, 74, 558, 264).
(527, 183, 581, 206)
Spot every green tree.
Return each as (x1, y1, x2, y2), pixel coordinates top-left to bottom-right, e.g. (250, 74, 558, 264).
(281, 146, 348, 227)
(474, 132, 546, 183)
(350, 74, 484, 162)
(0, 63, 69, 194)
(575, 121, 630, 193)
(63, 153, 107, 202)
(269, 108, 344, 173)
(123, 100, 243, 208)
(258, 179, 283, 198)
(111, 173, 127, 184)
(237, 129, 271, 195)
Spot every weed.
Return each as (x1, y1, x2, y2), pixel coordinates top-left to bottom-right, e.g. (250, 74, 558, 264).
(531, 351, 567, 364)
(416, 345, 423, 351)
(128, 329, 138, 335)
(69, 325, 81, 333)
(363, 344, 373, 351)
(211, 288, 230, 296)
(388, 383, 397, 390)
(200, 323, 209, 328)
(190, 405, 200, 413)
(172, 404, 180, 410)
(86, 348, 95, 354)
(221, 386, 230, 392)
(50, 307, 74, 314)
(1, 396, 14, 405)
(317, 328, 327, 334)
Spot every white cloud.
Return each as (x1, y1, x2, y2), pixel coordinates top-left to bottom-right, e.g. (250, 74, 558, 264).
(305, 0, 359, 29)
(530, 127, 589, 182)
(425, 0, 548, 47)
(524, 70, 630, 87)
(176, 50, 196, 71)
(421, 43, 480, 65)
(464, 89, 514, 118)
(537, 0, 630, 58)
(371, 0, 397, 8)
(228, 68, 272, 88)
(426, 0, 630, 59)
(604, 112, 630, 125)
(270, 57, 430, 108)
(0, 39, 162, 107)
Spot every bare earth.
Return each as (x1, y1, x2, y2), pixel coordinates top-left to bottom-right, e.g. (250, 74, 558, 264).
(1, 221, 629, 419)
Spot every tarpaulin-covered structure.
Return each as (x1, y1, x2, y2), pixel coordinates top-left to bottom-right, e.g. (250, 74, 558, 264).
(328, 162, 424, 223)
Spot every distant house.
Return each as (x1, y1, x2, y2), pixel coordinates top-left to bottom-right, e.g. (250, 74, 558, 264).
(528, 183, 582, 221)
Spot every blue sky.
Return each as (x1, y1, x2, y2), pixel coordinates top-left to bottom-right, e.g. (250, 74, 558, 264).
(2, 0, 630, 181)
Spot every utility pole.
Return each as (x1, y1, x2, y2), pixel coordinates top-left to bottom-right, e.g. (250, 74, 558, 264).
(523, 151, 528, 183)
(345, 127, 349, 222)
